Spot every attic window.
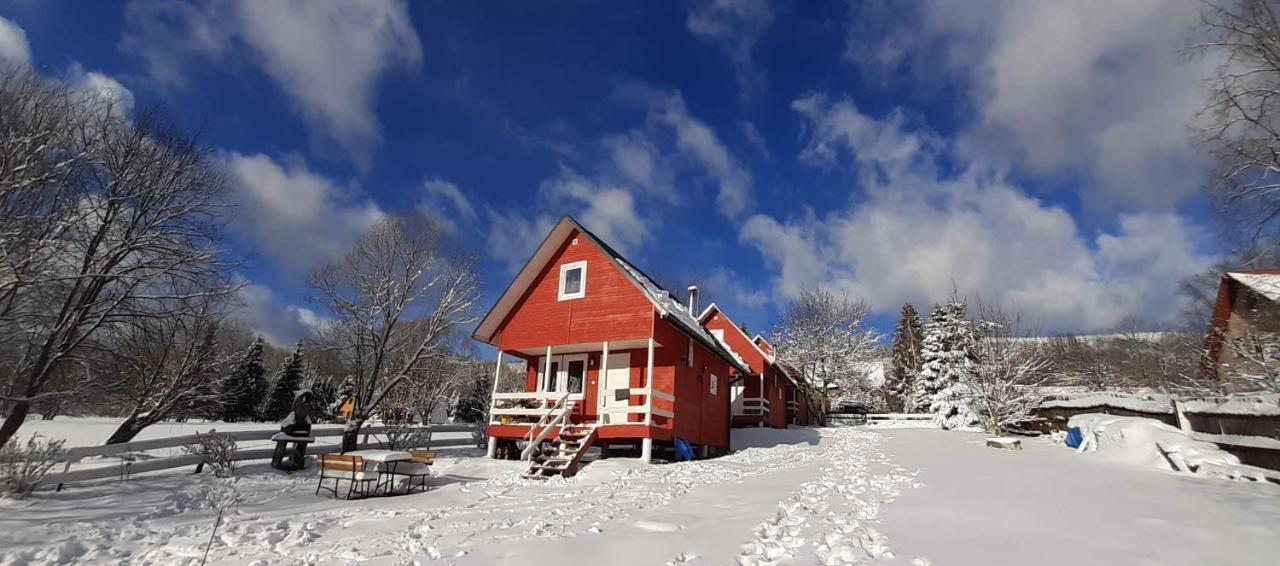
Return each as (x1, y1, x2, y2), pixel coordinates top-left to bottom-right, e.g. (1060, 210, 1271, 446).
(558, 260, 587, 301)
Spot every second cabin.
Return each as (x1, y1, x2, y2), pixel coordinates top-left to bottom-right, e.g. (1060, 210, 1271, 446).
(699, 304, 814, 428)
(473, 216, 752, 470)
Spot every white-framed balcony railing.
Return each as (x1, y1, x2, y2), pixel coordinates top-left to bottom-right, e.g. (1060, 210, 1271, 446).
(598, 387, 675, 423)
(735, 397, 769, 416)
(490, 391, 585, 423)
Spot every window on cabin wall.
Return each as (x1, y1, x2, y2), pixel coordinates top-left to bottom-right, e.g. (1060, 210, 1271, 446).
(710, 373, 718, 395)
(687, 339, 694, 367)
(558, 260, 587, 301)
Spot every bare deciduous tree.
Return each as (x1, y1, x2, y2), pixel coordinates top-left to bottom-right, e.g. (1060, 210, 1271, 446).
(1196, 0, 1280, 259)
(101, 293, 232, 444)
(0, 70, 235, 446)
(965, 306, 1050, 436)
(770, 288, 882, 423)
(312, 214, 479, 451)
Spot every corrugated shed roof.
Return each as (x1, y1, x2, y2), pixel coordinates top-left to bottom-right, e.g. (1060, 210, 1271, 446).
(1228, 272, 1280, 303)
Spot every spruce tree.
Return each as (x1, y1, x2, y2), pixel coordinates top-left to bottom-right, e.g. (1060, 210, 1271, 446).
(219, 337, 267, 422)
(913, 301, 977, 429)
(887, 304, 924, 412)
(452, 367, 492, 424)
(261, 343, 305, 421)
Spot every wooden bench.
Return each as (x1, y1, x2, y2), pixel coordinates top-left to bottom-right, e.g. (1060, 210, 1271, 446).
(316, 455, 378, 499)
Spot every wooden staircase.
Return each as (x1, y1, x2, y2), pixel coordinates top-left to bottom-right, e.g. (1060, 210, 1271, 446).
(522, 423, 598, 480)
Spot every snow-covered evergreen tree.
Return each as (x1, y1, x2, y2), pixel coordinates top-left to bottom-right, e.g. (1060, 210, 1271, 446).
(261, 343, 305, 422)
(913, 301, 977, 429)
(219, 337, 267, 422)
(887, 304, 924, 412)
(451, 367, 492, 424)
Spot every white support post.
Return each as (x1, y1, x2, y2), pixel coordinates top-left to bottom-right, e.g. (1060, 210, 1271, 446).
(598, 341, 610, 425)
(645, 338, 655, 426)
(758, 373, 765, 428)
(544, 346, 554, 406)
(641, 437, 653, 464)
(487, 350, 503, 459)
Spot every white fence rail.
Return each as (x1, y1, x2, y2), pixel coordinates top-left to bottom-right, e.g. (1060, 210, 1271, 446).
(827, 413, 938, 428)
(45, 423, 479, 490)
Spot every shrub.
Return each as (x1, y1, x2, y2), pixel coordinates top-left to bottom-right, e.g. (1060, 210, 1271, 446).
(183, 432, 238, 478)
(0, 434, 67, 499)
(382, 423, 430, 451)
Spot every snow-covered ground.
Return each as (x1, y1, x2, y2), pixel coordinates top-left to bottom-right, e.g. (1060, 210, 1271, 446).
(2, 421, 1278, 565)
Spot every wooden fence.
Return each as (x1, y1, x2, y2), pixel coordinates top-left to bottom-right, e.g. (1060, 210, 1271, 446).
(45, 423, 479, 490)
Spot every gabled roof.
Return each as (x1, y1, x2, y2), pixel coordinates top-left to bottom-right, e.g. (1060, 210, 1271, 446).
(698, 302, 776, 370)
(472, 216, 751, 375)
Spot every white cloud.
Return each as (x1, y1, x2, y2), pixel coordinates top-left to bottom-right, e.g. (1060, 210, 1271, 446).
(234, 281, 326, 347)
(541, 167, 650, 253)
(741, 95, 1213, 332)
(485, 209, 557, 272)
(120, 1, 233, 90)
(121, 0, 422, 165)
(685, 0, 775, 96)
(66, 63, 135, 118)
(419, 177, 477, 233)
(484, 166, 651, 273)
(224, 152, 384, 276)
(642, 89, 753, 218)
(740, 120, 770, 158)
(0, 16, 32, 69)
(844, 0, 1217, 210)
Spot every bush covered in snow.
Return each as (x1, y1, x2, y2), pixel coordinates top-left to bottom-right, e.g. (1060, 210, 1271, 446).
(382, 422, 431, 451)
(183, 432, 238, 478)
(0, 434, 67, 499)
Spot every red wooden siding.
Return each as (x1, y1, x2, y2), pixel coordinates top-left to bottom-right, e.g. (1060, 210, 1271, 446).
(654, 312, 733, 450)
(497, 228, 655, 352)
(704, 307, 789, 429)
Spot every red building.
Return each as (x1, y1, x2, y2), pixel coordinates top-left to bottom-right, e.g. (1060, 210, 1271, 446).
(472, 217, 751, 473)
(698, 304, 812, 428)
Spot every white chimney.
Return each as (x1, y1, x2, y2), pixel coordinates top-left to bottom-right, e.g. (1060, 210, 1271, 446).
(688, 285, 699, 316)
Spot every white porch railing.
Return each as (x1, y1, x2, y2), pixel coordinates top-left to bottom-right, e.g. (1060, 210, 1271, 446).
(736, 397, 769, 416)
(490, 391, 584, 422)
(598, 387, 675, 422)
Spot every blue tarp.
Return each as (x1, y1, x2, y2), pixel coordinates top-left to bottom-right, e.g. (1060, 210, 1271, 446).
(1065, 427, 1083, 448)
(675, 438, 696, 461)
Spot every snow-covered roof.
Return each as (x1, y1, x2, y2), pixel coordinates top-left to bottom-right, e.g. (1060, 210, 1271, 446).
(472, 216, 751, 376)
(613, 260, 751, 375)
(1228, 272, 1280, 303)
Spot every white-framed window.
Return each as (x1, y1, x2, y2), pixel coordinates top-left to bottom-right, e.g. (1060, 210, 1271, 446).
(710, 373, 719, 395)
(687, 339, 694, 367)
(558, 260, 587, 301)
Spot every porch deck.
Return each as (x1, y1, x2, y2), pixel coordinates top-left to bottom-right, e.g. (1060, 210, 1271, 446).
(487, 423, 674, 443)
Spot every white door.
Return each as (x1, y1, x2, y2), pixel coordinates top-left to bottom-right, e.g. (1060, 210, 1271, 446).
(600, 352, 631, 423)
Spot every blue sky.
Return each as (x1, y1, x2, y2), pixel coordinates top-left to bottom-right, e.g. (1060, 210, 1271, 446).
(0, 0, 1225, 345)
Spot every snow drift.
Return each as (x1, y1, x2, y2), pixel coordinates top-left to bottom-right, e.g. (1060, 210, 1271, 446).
(1067, 413, 1264, 481)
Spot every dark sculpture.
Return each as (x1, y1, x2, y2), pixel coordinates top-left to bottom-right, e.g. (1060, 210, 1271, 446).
(280, 390, 314, 436)
(272, 390, 316, 471)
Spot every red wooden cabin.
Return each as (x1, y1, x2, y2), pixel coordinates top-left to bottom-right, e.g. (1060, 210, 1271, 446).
(698, 304, 812, 428)
(757, 337, 814, 426)
(473, 217, 751, 465)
